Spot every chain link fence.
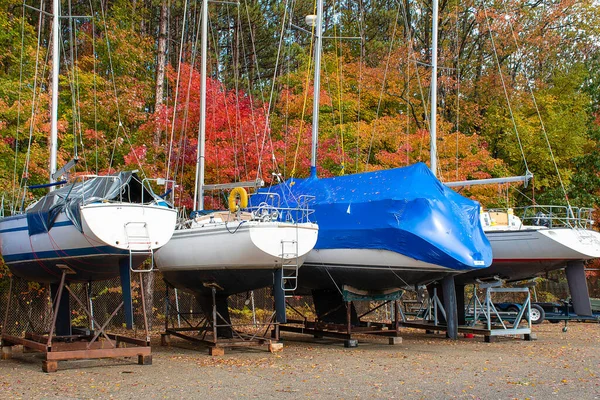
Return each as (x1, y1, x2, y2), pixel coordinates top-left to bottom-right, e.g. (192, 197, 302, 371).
(1, 270, 599, 337)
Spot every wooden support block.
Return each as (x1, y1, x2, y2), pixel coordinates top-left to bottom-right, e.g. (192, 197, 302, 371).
(160, 334, 171, 346)
(523, 333, 537, 341)
(138, 355, 152, 365)
(313, 334, 324, 339)
(344, 339, 358, 348)
(484, 335, 496, 343)
(1, 346, 12, 360)
(209, 346, 225, 356)
(388, 337, 402, 345)
(268, 342, 284, 353)
(42, 360, 58, 373)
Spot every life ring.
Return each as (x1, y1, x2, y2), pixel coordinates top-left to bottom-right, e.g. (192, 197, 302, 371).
(228, 187, 248, 213)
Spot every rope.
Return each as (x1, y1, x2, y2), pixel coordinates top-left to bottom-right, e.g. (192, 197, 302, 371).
(290, 0, 317, 178)
(12, 3, 27, 213)
(480, 0, 530, 178)
(166, 0, 189, 183)
(332, 0, 345, 175)
(98, 1, 145, 178)
(365, 4, 402, 171)
(19, 0, 47, 212)
(499, 0, 570, 209)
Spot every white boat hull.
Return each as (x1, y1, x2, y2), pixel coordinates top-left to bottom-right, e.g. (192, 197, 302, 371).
(0, 204, 177, 283)
(294, 248, 458, 293)
(156, 221, 318, 295)
(458, 227, 600, 283)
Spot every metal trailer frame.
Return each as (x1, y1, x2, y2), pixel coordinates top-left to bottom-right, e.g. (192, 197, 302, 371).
(0, 270, 152, 373)
(160, 284, 282, 356)
(277, 289, 404, 347)
(400, 283, 535, 342)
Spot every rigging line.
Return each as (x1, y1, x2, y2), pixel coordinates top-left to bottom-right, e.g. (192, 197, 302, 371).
(12, 3, 27, 213)
(19, 0, 46, 211)
(500, 0, 570, 208)
(169, 5, 193, 210)
(332, 0, 345, 174)
(165, 0, 189, 183)
(281, 0, 296, 179)
(98, 0, 145, 178)
(241, 0, 282, 182)
(480, 0, 529, 177)
(67, 0, 79, 161)
(324, 267, 343, 296)
(214, 5, 242, 183)
(455, 0, 460, 181)
(291, 0, 318, 178)
(89, 5, 98, 175)
(387, 266, 411, 289)
(229, 4, 242, 182)
(365, 3, 402, 171)
(242, 0, 266, 178)
(399, 0, 430, 162)
(174, 0, 201, 208)
(174, 0, 200, 190)
(256, 0, 295, 182)
(356, 0, 364, 172)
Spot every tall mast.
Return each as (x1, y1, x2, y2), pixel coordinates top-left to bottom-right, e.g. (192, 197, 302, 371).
(429, 0, 439, 177)
(309, 0, 324, 178)
(193, 0, 208, 210)
(49, 0, 60, 188)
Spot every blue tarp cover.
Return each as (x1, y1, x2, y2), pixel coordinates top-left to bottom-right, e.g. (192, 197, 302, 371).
(251, 163, 492, 271)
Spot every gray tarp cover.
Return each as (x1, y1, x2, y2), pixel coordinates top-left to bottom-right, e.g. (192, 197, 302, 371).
(26, 172, 156, 235)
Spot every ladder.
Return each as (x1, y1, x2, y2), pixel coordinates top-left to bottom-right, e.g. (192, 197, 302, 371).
(279, 239, 299, 297)
(124, 222, 154, 272)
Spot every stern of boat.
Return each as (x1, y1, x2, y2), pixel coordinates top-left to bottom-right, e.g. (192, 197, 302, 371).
(80, 203, 177, 251)
(250, 222, 319, 260)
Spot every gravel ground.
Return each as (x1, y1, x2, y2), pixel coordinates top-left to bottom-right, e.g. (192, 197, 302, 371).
(1, 322, 599, 399)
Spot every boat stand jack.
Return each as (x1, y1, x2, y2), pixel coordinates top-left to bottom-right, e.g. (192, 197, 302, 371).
(277, 287, 403, 347)
(0, 269, 152, 373)
(402, 279, 535, 342)
(161, 284, 282, 356)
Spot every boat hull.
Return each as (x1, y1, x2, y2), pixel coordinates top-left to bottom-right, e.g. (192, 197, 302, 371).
(295, 248, 458, 293)
(0, 203, 177, 283)
(156, 221, 318, 296)
(457, 227, 600, 284)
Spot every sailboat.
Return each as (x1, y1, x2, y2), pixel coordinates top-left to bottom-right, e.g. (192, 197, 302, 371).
(436, 5, 600, 316)
(252, 0, 492, 332)
(452, 194, 600, 315)
(0, 0, 177, 328)
(154, 0, 319, 326)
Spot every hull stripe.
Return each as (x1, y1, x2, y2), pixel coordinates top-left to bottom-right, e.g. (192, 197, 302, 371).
(3, 245, 129, 263)
(0, 219, 74, 234)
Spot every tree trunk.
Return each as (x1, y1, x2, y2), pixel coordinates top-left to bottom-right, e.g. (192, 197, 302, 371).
(154, 0, 168, 147)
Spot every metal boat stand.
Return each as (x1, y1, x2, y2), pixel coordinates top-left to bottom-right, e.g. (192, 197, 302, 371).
(277, 287, 404, 347)
(401, 280, 536, 342)
(0, 268, 152, 373)
(160, 284, 283, 356)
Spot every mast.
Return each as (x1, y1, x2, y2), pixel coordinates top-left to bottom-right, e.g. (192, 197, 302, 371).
(49, 0, 60, 189)
(429, 0, 439, 177)
(193, 0, 208, 210)
(309, 0, 324, 178)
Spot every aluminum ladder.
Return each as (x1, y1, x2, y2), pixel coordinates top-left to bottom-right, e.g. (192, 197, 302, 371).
(124, 221, 154, 272)
(279, 239, 299, 297)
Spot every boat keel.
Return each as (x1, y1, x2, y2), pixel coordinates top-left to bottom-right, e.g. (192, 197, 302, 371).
(566, 260, 592, 316)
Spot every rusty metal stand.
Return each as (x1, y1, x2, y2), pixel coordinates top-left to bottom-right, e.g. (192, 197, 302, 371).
(278, 289, 404, 347)
(160, 284, 282, 355)
(0, 271, 152, 373)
